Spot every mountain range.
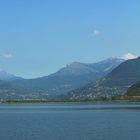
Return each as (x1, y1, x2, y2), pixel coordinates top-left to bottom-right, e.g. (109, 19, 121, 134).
(0, 57, 124, 100)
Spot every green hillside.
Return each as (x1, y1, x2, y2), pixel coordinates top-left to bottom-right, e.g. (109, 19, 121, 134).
(126, 81, 140, 96)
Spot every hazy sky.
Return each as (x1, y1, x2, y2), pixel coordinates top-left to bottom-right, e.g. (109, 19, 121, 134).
(0, 0, 139, 78)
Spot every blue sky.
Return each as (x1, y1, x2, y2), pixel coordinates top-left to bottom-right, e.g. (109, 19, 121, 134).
(0, 0, 140, 78)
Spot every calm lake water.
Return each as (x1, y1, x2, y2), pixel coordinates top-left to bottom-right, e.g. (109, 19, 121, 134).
(0, 102, 140, 140)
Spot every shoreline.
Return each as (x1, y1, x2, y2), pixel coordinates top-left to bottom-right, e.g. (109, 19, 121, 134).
(1, 100, 140, 104)
(1, 96, 140, 104)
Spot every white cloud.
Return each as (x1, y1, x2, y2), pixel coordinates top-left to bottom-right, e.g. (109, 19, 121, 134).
(91, 29, 101, 37)
(2, 53, 13, 59)
(121, 53, 137, 60)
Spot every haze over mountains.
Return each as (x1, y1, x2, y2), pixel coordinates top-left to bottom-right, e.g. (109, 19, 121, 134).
(0, 57, 124, 100)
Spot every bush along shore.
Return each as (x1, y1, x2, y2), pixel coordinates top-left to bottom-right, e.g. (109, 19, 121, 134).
(1, 96, 140, 104)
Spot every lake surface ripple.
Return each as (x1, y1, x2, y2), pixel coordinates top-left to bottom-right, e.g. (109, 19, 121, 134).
(0, 102, 140, 140)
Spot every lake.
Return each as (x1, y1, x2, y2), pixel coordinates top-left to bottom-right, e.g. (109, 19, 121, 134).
(0, 102, 140, 140)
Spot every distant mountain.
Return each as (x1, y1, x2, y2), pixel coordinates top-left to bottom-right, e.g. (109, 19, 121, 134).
(12, 57, 124, 97)
(51, 57, 123, 77)
(0, 57, 124, 100)
(0, 70, 22, 81)
(0, 70, 47, 101)
(66, 57, 140, 100)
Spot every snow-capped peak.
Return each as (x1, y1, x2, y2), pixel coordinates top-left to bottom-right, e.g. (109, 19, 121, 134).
(121, 53, 138, 60)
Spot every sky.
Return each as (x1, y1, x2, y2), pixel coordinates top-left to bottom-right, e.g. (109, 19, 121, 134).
(0, 0, 140, 78)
